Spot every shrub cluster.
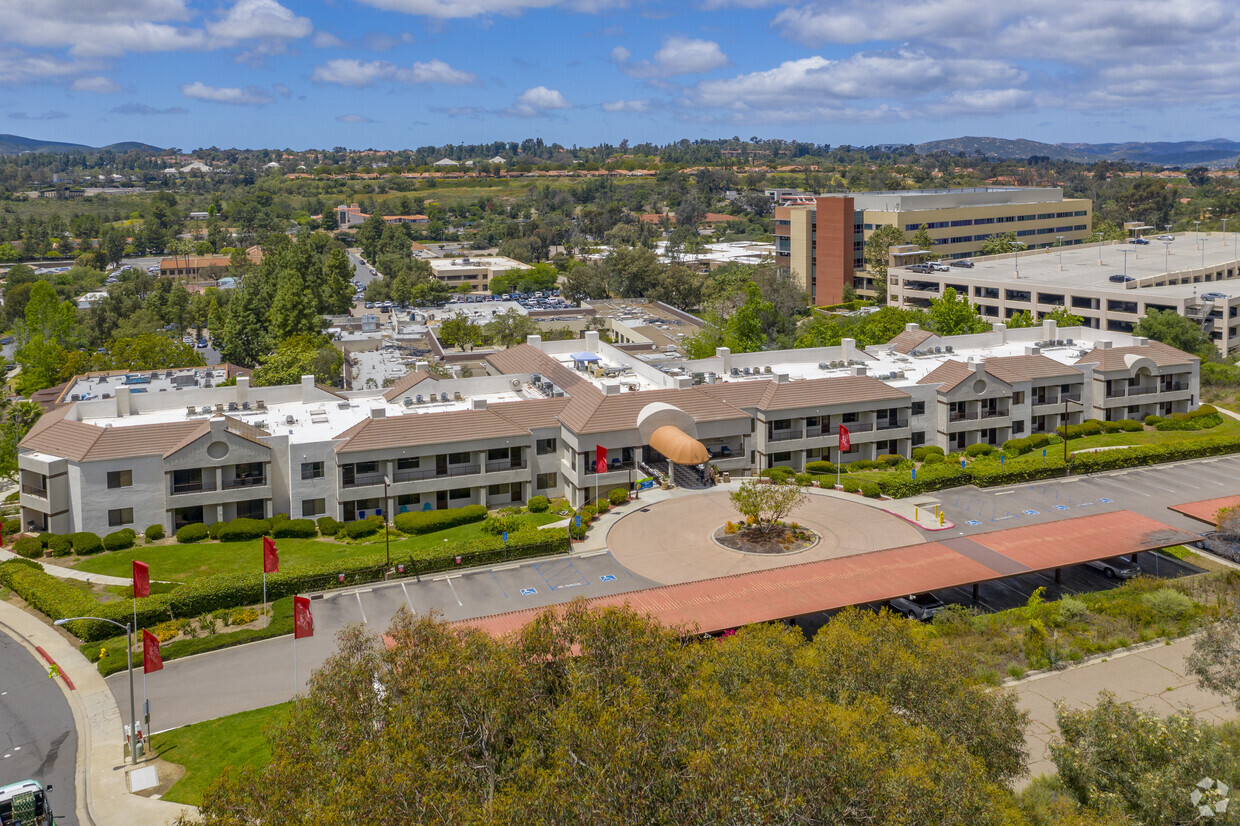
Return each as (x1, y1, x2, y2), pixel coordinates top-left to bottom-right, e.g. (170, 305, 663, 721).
(805, 460, 838, 474)
(316, 516, 343, 537)
(1001, 433, 1054, 456)
(911, 446, 945, 462)
(103, 529, 136, 552)
(176, 523, 209, 543)
(394, 504, 487, 536)
(527, 495, 550, 513)
(216, 518, 270, 543)
(964, 443, 996, 458)
(271, 519, 318, 539)
(47, 535, 72, 557)
(13, 536, 43, 559)
(760, 466, 795, 484)
(481, 514, 523, 536)
(608, 487, 629, 506)
(72, 532, 103, 555)
(338, 516, 384, 540)
(1153, 406, 1222, 432)
(144, 524, 164, 542)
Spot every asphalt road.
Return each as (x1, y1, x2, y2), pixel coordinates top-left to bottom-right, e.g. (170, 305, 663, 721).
(346, 249, 378, 288)
(0, 631, 77, 825)
(109, 550, 660, 730)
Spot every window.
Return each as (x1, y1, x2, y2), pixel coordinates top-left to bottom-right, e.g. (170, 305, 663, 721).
(842, 412, 858, 423)
(396, 457, 420, 470)
(771, 451, 792, 462)
(300, 461, 324, 480)
(536, 437, 557, 455)
(448, 452, 471, 465)
(108, 507, 133, 527)
(448, 487, 471, 500)
(536, 472, 558, 489)
(488, 483, 512, 496)
(911, 401, 926, 416)
(1012, 391, 1025, 405)
(301, 498, 325, 518)
(107, 470, 132, 489)
(487, 447, 510, 461)
(911, 431, 926, 447)
(1013, 421, 1025, 435)
(356, 461, 378, 474)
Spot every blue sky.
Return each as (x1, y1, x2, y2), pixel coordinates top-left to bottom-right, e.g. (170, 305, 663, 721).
(0, 0, 1235, 151)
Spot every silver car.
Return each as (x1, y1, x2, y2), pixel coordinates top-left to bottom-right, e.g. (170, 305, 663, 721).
(1084, 555, 1141, 579)
(889, 593, 946, 621)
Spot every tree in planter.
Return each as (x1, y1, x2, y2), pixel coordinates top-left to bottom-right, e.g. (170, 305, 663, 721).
(729, 479, 806, 536)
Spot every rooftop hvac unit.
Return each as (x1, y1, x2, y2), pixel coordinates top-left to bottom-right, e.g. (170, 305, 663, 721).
(531, 374, 542, 384)
(415, 394, 424, 404)
(440, 393, 448, 402)
(818, 363, 829, 370)
(404, 397, 413, 407)
(945, 345, 953, 353)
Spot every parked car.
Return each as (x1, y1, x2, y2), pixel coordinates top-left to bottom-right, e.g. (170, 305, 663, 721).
(1157, 234, 1174, 241)
(364, 301, 374, 309)
(1202, 291, 1228, 300)
(1108, 274, 1135, 283)
(950, 260, 975, 268)
(888, 593, 946, 621)
(1132, 237, 1150, 245)
(929, 262, 951, 272)
(1084, 555, 1141, 579)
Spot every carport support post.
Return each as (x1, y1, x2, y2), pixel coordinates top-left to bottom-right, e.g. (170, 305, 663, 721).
(1054, 567, 1061, 584)
(972, 583, 979, 603)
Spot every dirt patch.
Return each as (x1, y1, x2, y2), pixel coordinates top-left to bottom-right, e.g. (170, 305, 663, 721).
(712, 524, 819, 556)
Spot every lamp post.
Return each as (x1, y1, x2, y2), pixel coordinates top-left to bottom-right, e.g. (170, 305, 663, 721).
(1121, 247, 1129, 278)
(1195, 220, 1201, 248)
(1060, 396, 1084, 476)
(1202, 238, 1207, 269)
(382, 474, 391, 569)
(1096, 231, 1103, 264)
(1057, 235, 1064, 269)
(56, 616, 136, 765)
(1164, 239, 1172, 273)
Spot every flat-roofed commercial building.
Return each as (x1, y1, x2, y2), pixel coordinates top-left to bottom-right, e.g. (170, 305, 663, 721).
(428, 255, 530, 292)
(775, 188, 1093, 305)
(19, 325, 1197, 536)
(889, 231, 1240, 355)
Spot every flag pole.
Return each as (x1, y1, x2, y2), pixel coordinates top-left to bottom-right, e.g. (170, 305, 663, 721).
(134, 594, 145, 752)
(293, 633, 297, 695)
(263, 572, 268, 628)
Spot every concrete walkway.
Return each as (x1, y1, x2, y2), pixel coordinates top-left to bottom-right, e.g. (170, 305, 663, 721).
(1013, 634, 1237, 783)
(0, 600, 192, 826)
(0, 548, 132, 586)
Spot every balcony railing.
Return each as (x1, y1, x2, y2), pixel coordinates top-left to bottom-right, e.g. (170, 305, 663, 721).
(393, 467, 435, 483)
(585, 460, 636, 476)
(980, 407, 1010, 419)
(1161, 382, 1189, 392)
(171, 481, 214, 495)
(805, 427, 823, 438)
(343, 472, 387, 489)
(1108, 385, 1158, 398)
(768, 429, 804, 442)
(21, 484, 46, 498)
(486, 460, 528, 473)
(837, 422, 873, 433)
(223, 475, 267, 490)
(358, 464, 485, 487)
(949, 410, 977, 422)
(876, 418, 909, 431)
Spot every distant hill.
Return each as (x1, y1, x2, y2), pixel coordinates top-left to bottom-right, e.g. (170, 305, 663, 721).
(915, 135, 1240, 168)
(0, 134, 161, 155)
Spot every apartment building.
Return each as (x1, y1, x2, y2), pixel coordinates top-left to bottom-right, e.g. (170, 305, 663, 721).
(889, 231, 1240, 355)
(18, 325, 1197, 536)
(774, 187, 1093, 305)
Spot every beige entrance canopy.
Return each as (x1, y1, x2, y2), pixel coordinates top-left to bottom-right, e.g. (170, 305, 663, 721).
(649, 425, 710, 465)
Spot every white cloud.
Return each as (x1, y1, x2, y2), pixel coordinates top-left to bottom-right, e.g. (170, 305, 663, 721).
(602, 98, 649, 112)
(70, 75, 122, 93)
(0, 52, 96, 85)
(312, 31, 346, 48)
(336, 113, 376, 123)
(614, 36, 729, 77)
(180, 81, 274, 105)
(273, 82, 292, 97)
(352, 0, 626, 18)
(9, 110, 68, 120)
(311, 58, 476, 87)
(206, 0, 311, 40)
(507, 85, 571, 116)
(112, 102, 188, 115)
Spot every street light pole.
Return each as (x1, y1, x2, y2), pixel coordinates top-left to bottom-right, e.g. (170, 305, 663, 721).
(1061, 396, 1083, 476)
(382, 475, 391, 570)
(56, 616, 136, 765)
(1057, 234, 1064, 269)
(1096, 231, 1103, 264)
(1195, 220, 1201, 248)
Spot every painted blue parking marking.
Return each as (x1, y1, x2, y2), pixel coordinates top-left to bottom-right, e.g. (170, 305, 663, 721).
(1023, 509, 1039, 516)
(1078, 500, 1095, 506)
(1053, 505, 1069, 511)
(1098, 497, 1113, 503)
(520, 587, 537, 597)
(965, 520, 982, 526)
(599, 574, 617, 582)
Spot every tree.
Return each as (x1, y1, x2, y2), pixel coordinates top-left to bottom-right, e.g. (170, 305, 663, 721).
(99, 224, 128, 267)
(269, 270, 321, 342)
(14, 281, 79, 393)
(217, 285, 270, 367)
(729, 479, 807, 536)
(99, 334, 205, 373)
(864, 223, 906, 278)
(1005, 307, 1085, 329)
(928, 287, 991, 336)
(1133, 308, 1212, 357)
(484, 309, 539, 348)
(251, 334, 343, 387)
(911, 223, 942, 261)
(320, 247, 356, 314)
(979, 231, 1026, 256)
(0, 400, 42, 484)
(438, 312, 482, 350)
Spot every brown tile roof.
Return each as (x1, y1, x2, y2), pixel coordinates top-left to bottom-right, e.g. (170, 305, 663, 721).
(489, 396, 572, 430)
(20, 407, 102, 461)
(559, 387, 748, 435)
(1075, 341, 1199, 371)
(886, 328, 934, 354)
(485, 345, 602, 398)
(335, 408, 529, 453)
(757, 375, 910, 411)
(87, 421, 208, 461)
(982, 354, 1083, 384)
(916, 359, 977, 391)
(695, 380, 772, 410)
(382, 370, 437, 402)
(30, 382, 70, 409)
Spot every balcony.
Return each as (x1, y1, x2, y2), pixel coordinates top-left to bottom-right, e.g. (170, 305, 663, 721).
(1108, 385, 1158, 398)
(485, 459, 528, 473)
(393, 467, 436, 483)
(768, 429, 804, 442)
(171, 480, 215, 495)
(21, 484, 46, 498)
(1160, 381, 1189, 392)
(837, 422, 873, 433)
(585, 460, 636, 476)
(342, 472, 387, 489)
(876, 418, 909, 431)
(980, 407, 1010, 419)
(949, 410, 978, 423)
(223, 475, 267, 490)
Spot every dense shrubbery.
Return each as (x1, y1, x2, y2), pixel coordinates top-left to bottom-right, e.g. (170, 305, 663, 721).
(608, 487, 629, 506)
(71, 532, 103, 555)
(964, 443, 995, 458)
(911, 446, 945, 462)
(217, 518, 270, 543)
(338, 516, 384, 540)
(1154, 406, 1222, 431)
(761, 466, 794, 484)
(805, 460, 838, 474)
(527, 495, 550, 513)
(176, 523, 209, 543)
(394, 504, 487, 536)
(13, 536, 43, 559)
(481, 514, 523, 536)
(103, 529, 136, 551)
(272, 519, 318, 539)
(316, 516, 342, 537)
(47, 535, 72, 557)
(145, 524, 164, 541)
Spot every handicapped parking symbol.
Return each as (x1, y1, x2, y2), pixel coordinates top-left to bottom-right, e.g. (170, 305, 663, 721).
(1053, 505, 1069, 511)
(520, 587, 537, 597)
(965, 520, 982, 526)
(599, 574, 617, 582)
(1098, 497, 1113, 503)
(1023, 509, 1040, 516)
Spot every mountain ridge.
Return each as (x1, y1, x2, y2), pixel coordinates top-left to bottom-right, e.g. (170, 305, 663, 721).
(916, 135, 1240, 167)
(0, 134, 162, 155)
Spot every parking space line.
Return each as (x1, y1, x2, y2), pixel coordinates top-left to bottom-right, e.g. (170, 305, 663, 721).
(444, 576, 463, 606)
(400, 581, 416, 614)
(355, 591, 368, 624)
(490, 570, 509, 599)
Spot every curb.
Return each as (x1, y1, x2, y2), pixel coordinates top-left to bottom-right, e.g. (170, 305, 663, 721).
(34, 644, 76, 690)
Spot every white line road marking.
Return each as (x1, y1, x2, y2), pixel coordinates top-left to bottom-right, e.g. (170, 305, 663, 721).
(577, 549, 609, 557)
(400, 581, 415, 614)
(995, 490, 1015, 496)
(355, 591, 368, 624)
(445, 577, 463, 607)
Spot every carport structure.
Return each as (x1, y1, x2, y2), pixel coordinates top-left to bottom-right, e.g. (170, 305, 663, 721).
(1170, 494, 1240, 525)
(455, 511, 1198, 637)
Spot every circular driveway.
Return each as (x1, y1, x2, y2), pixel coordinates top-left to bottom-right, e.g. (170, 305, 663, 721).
(604, 488, 925, 585)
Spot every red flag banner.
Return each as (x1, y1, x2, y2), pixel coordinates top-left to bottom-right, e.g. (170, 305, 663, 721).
(142, 630, 163, 674)
(294, 596, 314, 639)
(595, 444, 607, 474)
(132, 560, 150, 599)
(262, 536, 279, 574)
(838, 424, 851, 453)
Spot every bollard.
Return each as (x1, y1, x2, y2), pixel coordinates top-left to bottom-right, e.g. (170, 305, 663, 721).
(915, 507, 919, 521)
(939, 512, 944, 527)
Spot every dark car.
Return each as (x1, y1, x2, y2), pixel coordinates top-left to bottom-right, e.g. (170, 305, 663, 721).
(950, 259, 975, 268)
(1108, 274, 1135, 283)
(1132, 238, 1150, 245)
(888, 593, 946, 621)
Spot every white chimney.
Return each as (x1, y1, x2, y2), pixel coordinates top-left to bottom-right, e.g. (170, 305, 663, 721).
(236, 375, 249, 405)
(300, 375, 315, 400)
(525, 335, 542, 347)
(1042, 318, 1058, 342)
(991, 322, 1007, 343)
(584, 330, 600, 351)
(115, 386, 131, 417)
(715, 346, 732, 374)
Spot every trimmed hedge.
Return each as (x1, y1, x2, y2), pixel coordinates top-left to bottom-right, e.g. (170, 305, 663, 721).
(2, 526, 572, 642)
(72, 532, 103, 556)
(338, 516, 383, 540)
(964, 443, 995, 458)
(216, 518, 270, 543)
(393, 505, 486, 536)
(608, 487, 629, 506)
(144, 524, 164, 542)
(176, 523, 209, 543)
(13, 536, 43, 559)
(103, 529, 136, 551)
(271, 518, 317, 539)
(316, 516, 342, 537)
(47, 535, 72, 557)
(760, 467, 795, 484)
(527, 496, 550, 513)
(911, 446, 945, 462)
(481, 515, 523, 536)
(805, 460, 838, 474)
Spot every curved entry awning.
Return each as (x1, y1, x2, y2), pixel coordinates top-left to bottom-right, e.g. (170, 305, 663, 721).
(649, 425, 710, 465)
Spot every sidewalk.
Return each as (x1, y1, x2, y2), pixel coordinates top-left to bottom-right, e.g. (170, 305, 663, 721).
(0, 600, 192, 826)
(1013, 635, 1237, 783)
(0, 549, 132, 586)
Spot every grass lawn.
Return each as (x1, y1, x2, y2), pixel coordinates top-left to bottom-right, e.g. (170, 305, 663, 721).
(69, 512, 563, 582)
(152, 702, 291, 806)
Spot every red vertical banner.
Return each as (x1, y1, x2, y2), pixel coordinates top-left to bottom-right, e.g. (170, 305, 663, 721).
(132, 560, 150, 598)
(595, 444, 607, 474)
(837, 424, 851, 453)
(262, 536, 279, 574)
(294, 596, 314, 639)
(142, 630, 163, 673)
